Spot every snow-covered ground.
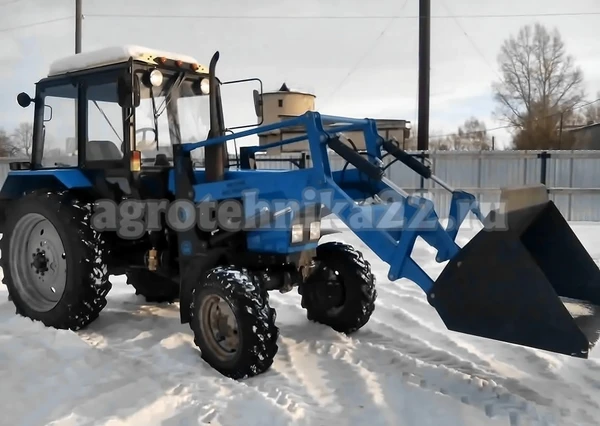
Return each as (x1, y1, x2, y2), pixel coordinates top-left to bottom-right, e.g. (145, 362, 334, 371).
(2, 221, 600, 426)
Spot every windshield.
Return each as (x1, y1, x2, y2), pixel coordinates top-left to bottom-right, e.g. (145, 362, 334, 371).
(135, 71, 210, 161)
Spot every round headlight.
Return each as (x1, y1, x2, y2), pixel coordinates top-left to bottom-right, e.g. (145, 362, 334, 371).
(200, 78, 210, 94)
(149, 69, 163, 87)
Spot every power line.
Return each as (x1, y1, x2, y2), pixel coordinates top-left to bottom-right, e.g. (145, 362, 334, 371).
(441, 0, 502, 79)
(430, 124, 514, 139)
(322, 0, 410, 106)
(83, 11, 600, 20)
(0, 16, 72, 33)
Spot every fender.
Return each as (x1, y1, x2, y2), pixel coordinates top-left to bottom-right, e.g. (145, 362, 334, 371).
(0, 169, 94, 199)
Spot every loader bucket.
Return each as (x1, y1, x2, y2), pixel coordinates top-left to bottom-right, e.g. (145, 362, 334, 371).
(428, 185, 600, 358)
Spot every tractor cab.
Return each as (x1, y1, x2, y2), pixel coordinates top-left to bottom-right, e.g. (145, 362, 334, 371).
(14, 45, 220, 199)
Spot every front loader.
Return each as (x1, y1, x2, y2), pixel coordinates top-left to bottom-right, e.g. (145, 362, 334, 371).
(1, 45, 599, 380)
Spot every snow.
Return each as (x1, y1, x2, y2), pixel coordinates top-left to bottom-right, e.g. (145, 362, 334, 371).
(2, 221, 600, 425)
(47, 45, 206, 77)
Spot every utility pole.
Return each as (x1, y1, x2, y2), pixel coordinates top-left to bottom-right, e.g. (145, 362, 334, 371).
(75, 0, 82, 53)
(417, 0, 431, 151)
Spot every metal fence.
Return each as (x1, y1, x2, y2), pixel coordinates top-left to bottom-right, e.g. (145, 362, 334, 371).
(247, 150, 600, 221)
(1, 150, 600, 221)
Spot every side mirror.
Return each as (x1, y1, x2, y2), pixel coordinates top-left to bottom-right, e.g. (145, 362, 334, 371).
(17, 92, 33, 108)
(253, 89, 263, 119)
(117, 75, 140, 108)
(219, 77, 264, 130)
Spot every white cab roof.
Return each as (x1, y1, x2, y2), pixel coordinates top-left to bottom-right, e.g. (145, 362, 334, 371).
(48, 45, 208, 76)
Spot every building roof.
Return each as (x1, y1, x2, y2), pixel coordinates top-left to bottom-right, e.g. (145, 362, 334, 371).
(47, 45, 208, 76)
(567, 122, 600, 133)
(262, 82, 316, 98)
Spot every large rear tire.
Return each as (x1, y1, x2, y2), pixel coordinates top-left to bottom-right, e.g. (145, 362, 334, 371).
(299, 241, 377, 334)
(189, 266, 279, 379)
(126, 270, 179, 303)
(0, 190, 112, 330)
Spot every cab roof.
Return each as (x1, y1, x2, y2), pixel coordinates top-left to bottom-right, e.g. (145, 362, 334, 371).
(47, 45, 209, 77)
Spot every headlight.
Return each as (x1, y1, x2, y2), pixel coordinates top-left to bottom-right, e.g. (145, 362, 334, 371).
(291, 224, 303, 243)
(309, 221, 320, 240)
(200, 78, 210, 95)
(149, 70, 163, 87)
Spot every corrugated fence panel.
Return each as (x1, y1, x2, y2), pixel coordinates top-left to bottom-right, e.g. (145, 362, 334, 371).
(429, 152, 480, 188)
(480, 152, 541, 187)
(569, 192, 599, 221)
(386, 161, 423, 189)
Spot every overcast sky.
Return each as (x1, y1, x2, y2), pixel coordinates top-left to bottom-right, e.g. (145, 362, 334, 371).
(1, 0, 599, 149)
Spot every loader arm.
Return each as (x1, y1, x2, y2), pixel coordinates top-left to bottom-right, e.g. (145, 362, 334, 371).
(177, 110, 600, 359)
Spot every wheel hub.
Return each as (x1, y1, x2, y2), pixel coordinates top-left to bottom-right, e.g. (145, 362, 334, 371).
(32, 249, 49, 274)
(310, 265, 345, 310)
(9, 213, 68, 312)
(199, 294, 240, 361)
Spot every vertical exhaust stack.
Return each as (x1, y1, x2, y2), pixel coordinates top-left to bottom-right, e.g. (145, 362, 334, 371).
(205, 51, 226, 182)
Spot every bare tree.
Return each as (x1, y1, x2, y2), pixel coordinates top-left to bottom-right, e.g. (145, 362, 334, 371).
(0, 128, 19, 157)
(580, 93, 600, 124)
(428, 119, 490, 151)
(492, 23, 585, 149)
(12, 122, 33, 157)
(456, 117, 491, 150)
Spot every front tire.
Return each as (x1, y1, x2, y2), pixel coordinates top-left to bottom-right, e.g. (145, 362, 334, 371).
(0, 191, 112, 330)
(299, 241, 377, 334)
(189, 266, 279, 379)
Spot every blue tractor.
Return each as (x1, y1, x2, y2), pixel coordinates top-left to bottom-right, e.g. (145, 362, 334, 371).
(3, 46, 600, 379)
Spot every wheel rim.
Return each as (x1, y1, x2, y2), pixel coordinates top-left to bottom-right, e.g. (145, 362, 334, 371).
(199, 294, 240, 361)
(9, 213, 68, 312)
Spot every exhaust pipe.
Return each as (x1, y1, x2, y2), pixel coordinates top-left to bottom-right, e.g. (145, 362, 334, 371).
(205, 51, 226, 182)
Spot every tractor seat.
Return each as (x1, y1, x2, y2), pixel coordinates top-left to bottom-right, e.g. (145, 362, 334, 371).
(87, 140, 123, 161)
(154, 153, 170, 166)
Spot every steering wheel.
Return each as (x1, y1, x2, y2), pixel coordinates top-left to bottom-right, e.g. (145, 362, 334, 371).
(136, 127, 158, 151)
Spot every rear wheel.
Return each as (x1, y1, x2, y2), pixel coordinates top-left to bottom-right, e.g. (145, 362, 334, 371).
(299, 241, 377, 334)
(126, 270, 179, 303)
(0, 190, 112, 330)
(189, 266, 279, 379)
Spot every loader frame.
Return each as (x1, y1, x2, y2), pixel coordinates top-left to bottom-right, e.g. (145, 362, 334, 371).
(170, 110, 485, 322)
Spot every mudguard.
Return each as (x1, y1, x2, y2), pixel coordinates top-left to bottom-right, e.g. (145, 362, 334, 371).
(0, 169, 94, 198)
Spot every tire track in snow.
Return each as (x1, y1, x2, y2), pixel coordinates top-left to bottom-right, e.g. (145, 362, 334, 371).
(267, 329, 401, 426)
(325, 337, 557, 425)
(274, 296, 562, 421)
(276, 319, 551, 425)
(75, 294, 300, 425)
(368, 303, 561, 406)
(84, 293, 332, 424)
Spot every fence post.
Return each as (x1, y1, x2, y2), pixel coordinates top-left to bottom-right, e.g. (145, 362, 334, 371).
(537, 151, 550, 185)
(299, 153, 306, 169)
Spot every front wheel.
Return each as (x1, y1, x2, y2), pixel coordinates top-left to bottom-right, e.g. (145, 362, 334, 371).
(189, 266, 279, 379)
(299, 242, 377, 334)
